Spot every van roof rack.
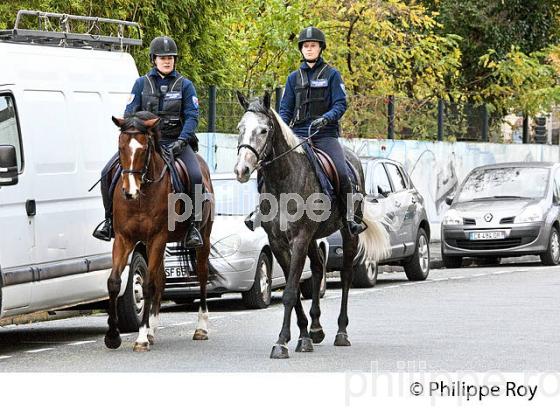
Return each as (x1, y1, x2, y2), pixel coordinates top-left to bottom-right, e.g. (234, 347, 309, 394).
(0, 10, 142, 51)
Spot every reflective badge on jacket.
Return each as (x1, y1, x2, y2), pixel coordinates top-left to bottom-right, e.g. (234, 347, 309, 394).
(310, 79, 328, 88)
(165, 92, 182, 100)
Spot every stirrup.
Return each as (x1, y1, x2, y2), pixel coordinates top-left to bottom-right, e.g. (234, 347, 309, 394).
(92, 219, 112, 242)
(184, 225, 203, 248)
(244, 212, 256, 231)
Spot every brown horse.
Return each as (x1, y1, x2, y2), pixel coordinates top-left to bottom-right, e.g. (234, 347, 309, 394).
(104, 111, 214, 352)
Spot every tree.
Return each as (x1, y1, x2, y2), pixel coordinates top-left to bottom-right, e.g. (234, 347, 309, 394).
(0, 0, 231, 85)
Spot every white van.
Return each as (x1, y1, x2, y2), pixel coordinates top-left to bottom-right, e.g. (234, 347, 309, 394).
(0, 12, 146, 331)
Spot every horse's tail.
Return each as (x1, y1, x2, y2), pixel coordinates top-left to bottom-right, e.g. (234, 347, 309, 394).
(356, 200, 391, 264)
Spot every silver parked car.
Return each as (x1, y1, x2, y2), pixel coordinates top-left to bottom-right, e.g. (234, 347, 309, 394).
(163, 173, 328, 308)
(441, 162, 560, 268)
(326, 157, 431, 287)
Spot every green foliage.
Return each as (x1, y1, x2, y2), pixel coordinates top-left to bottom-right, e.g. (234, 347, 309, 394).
(0, 0, 231, 85)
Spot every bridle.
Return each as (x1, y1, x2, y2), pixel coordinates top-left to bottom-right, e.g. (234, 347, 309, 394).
(236, 110, 319, 171)
(120, 129, 167, 184)
(236, 109, 276, 169)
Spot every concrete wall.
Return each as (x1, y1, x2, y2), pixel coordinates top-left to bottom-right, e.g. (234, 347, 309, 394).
(197, 132, 560, 240)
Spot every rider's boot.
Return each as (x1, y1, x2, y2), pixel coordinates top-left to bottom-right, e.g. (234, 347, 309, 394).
(184, 219, 203, 248)
(93, 170, 114, 241)
(341, 190, 367, 236)
(93, 217, 113, 242)
(244, 206, 261, 231)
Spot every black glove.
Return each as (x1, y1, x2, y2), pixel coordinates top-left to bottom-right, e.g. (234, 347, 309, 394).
(171, 139, 187, 156)
(186, 133, 199, 152)
(310, 117, 328, 129)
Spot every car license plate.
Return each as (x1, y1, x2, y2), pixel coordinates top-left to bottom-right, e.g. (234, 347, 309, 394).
(165, 266, 191, 278)
(469, 231, 505, 240)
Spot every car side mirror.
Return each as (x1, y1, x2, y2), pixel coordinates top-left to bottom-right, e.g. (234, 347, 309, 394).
(0, 145, 19, 186)
(445, 195, 454, 206)
(377, 186, 390, 198)
(365, 194, 378, 203)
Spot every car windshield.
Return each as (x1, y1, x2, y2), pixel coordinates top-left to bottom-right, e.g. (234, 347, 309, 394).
(456, 167, 550, 203)
(213, 178, 259, 216)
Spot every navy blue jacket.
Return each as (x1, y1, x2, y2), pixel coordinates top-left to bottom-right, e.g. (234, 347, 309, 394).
(279, 57, 347, 138)
(124, 68, 199, 141)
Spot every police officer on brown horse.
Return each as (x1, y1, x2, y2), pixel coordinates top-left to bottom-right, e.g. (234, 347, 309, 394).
(93, 35, 203, 247)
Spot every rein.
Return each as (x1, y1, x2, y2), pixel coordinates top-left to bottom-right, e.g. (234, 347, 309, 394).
(236, 111, 319, 171)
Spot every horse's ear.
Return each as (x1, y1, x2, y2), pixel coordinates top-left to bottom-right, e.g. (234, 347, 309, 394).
(112, 116, 125, 128)
(263, 91, 271, 110)
(236, 91, 249, 111)
(143, 118, 160, 129)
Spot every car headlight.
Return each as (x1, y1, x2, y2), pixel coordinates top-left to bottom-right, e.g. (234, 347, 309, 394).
(443, 209, 462, 225)
(514, 205, 543, 223)
(211, 234, 241, 258)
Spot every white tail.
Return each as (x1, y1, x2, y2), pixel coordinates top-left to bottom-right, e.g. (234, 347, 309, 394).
(356, 200, 391, 263)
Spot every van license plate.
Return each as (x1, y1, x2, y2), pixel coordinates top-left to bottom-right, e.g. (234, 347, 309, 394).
(469, 231, 505, 240)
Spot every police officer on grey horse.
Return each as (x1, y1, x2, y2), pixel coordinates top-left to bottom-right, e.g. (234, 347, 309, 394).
(245, 26, 366, 235)
(93, 35, 203, 247)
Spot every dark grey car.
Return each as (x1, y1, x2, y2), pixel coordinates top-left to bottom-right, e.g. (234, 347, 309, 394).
(441, 162, 560, 268)
(326, 157, 431, 287)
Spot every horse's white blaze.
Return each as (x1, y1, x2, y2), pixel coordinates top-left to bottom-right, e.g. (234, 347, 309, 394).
(148, 314, 159, 338)
(135, 325, 149, 345)
(196, 306, 209, 332)
(128, 138, 142, 194)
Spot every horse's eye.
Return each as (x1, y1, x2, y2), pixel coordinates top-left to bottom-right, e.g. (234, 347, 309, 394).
(261, 129, 267, 134)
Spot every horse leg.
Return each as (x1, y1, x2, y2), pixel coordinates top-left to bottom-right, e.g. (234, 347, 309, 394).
(147, 258, 165, 346)
(268, 239, 312, 353)
(307, 240, 326, 344)
(193, 244, 211, 340)
(105, 234, 134, 349)
(335, 229, 358, 347)
(133, 236, 165, 352)
(270, 235, 311, 359)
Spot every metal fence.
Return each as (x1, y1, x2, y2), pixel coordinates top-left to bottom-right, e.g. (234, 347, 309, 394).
(195, 86, 552, 144)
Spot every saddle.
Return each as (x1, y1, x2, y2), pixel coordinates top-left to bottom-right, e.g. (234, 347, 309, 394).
(172, 158, 191, 194)
(304, 145, 359, 198)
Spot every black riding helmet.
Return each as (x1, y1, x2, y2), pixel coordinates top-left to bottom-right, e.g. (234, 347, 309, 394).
(149, 36, 178, 63)
(297, 26, 326, 51)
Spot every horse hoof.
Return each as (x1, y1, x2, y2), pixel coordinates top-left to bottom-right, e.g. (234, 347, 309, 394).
(334, 333, 351, 347)
(295, 337, 314, 353)
(104, 332, 121, 349)
(193, 329, 208, 341)
(270, 344, 289, 359)
(133, 342, 150, 352)
(147, 334, 155, 345)
(310, 328, 325, 344)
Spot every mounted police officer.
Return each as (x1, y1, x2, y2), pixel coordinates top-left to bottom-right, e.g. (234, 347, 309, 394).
(93, 35, 203, 247)
(245, 26, 366, 235)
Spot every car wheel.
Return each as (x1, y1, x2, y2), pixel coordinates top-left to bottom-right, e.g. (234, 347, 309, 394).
(117, 252, 146, 332)
(352, 260, 378, 288)
(242, 252, 272, 309)
(301, 247, 327, 299)
(404, 228, 430, 280)
(541, 226, 560, 266)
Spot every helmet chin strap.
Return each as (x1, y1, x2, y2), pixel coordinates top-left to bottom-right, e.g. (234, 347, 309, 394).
(300, 50, 323, 64)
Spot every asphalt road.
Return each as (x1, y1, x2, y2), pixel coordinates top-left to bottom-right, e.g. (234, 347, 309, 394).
(0, 260, 558, 372)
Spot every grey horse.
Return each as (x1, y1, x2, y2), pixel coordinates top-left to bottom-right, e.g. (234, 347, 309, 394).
(234, 91, 390, 359)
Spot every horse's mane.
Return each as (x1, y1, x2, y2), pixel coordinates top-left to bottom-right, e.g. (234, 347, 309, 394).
(247, 99, 304, 154)
(122, 111, 162, 153)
